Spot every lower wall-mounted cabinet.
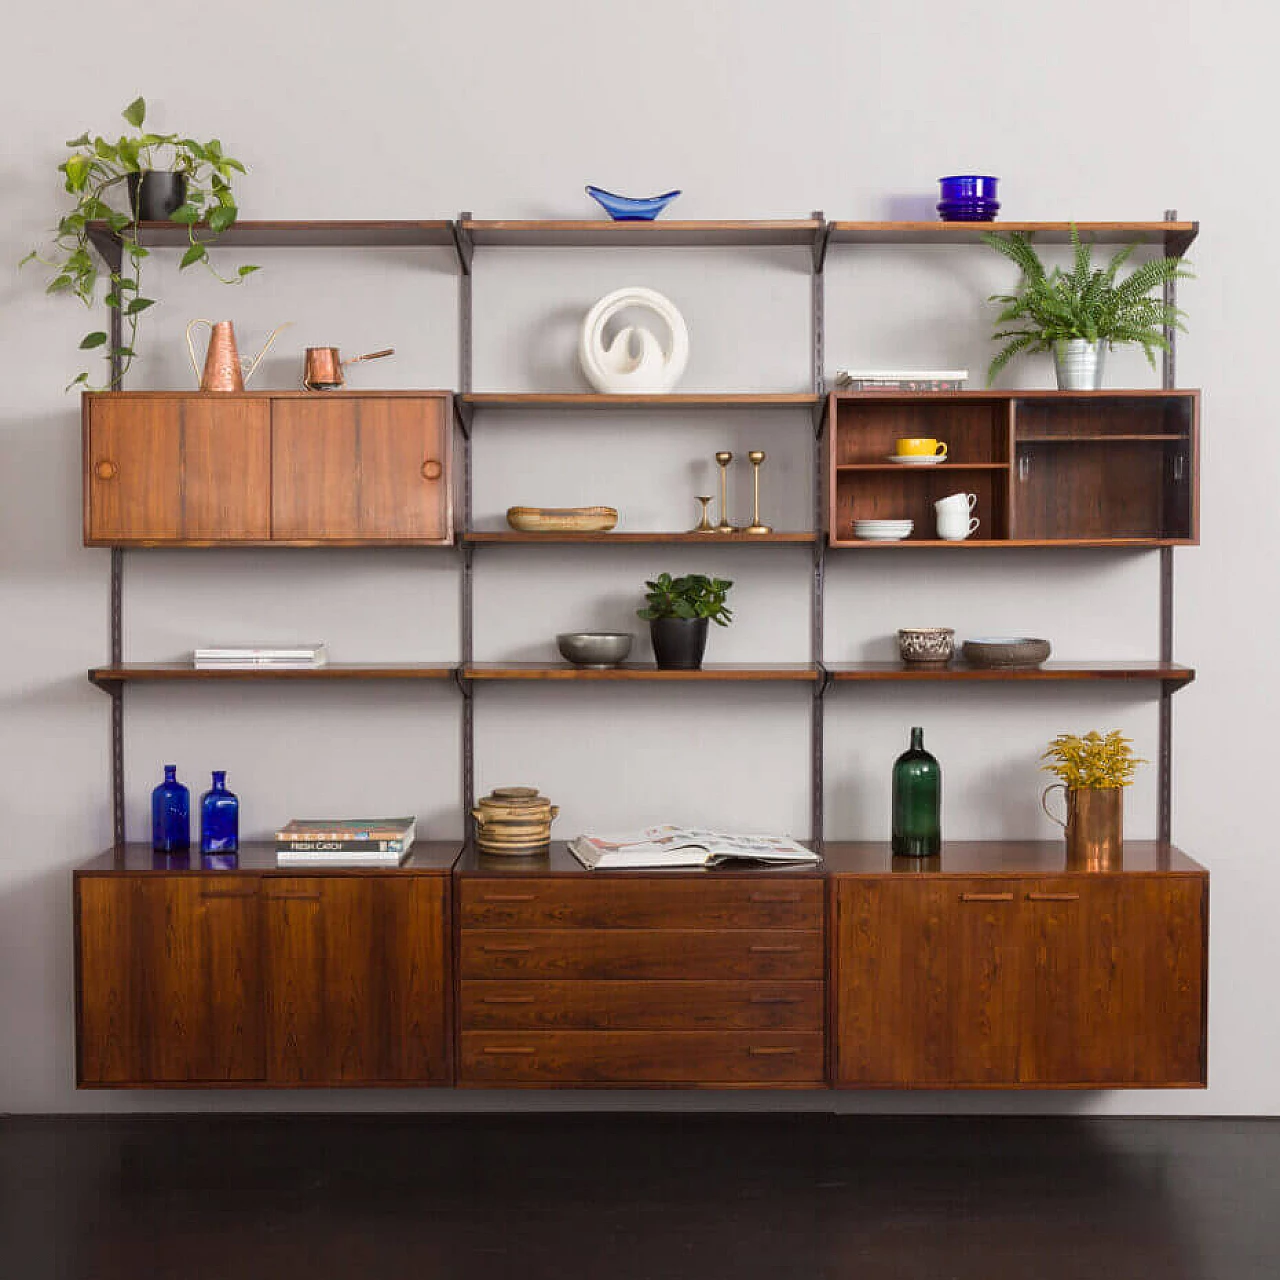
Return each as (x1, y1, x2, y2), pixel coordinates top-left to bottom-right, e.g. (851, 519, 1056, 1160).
(72, 841, 1207, 1091)
(74, 844, 455, 1087)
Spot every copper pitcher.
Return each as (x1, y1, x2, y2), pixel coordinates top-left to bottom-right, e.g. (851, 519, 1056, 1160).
(186, 319, 291, 392)
(1042, 784, 1123, 870)
(303, 346, 395, 391)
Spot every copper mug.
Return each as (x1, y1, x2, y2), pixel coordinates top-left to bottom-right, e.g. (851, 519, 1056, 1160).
(1042, 784, 1123, 870)
(303, 346, 394, 390)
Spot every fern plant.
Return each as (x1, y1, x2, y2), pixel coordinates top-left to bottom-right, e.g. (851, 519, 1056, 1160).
(981, 225, 1192, 384)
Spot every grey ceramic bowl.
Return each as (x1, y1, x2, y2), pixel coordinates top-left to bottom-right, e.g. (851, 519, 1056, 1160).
(556, 632, 634, 668)
(963, 637, 1052, 668)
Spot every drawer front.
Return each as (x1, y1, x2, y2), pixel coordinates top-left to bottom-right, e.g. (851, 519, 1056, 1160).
(460, 929, 824, 981)
(460, 980, 824, 1031)
(459, 878, 822, 930)
(459, 1031, 824, 1086)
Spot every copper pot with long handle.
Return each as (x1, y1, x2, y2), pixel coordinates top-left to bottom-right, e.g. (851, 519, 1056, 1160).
(303, 346, 395, 390)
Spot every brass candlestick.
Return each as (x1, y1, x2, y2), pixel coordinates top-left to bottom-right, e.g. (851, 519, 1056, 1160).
(745, 450, 772, 534)
(714, 451, 737, 532)
(691, 495, 716, 533)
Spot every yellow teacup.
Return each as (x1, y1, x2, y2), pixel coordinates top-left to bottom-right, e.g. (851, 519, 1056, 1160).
(895, 437, 948, 458)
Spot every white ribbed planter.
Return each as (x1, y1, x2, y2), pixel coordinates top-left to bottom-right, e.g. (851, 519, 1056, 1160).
(1053, 339, 1106, 390)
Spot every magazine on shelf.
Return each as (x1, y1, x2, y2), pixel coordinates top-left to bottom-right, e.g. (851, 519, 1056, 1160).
(194, 643, 328, 669)
(568, 825, 820, 870)
(834, 369, 968, 391)
(275, 817, 416, 843)
(275, 846, 412, 868)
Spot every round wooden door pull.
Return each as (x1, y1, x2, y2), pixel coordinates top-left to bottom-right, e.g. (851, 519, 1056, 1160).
(421, 459, 443, 480)
(95, 460, 118, 480)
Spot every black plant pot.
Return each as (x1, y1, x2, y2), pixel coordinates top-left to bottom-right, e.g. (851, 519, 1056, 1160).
(126, 171, 188, 223)
(650, 617, 709, 670)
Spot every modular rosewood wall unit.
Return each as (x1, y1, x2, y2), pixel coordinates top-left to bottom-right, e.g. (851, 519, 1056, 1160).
(73, 212, 1207, 1090)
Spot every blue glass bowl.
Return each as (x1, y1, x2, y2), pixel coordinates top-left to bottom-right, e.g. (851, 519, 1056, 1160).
(937, 204, 999, 223)
(938, 175, 999, 202)
(585, 185, 682, 221)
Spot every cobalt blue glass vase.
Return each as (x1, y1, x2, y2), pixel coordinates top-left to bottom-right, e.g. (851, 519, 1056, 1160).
(200, 770, 239, 854)
(151, 764, 190, 852)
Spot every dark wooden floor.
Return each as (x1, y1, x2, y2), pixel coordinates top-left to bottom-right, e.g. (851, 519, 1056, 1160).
(0, 1114, 1276, 1279)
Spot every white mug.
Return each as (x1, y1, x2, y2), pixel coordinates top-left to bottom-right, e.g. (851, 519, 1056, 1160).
(935, 491, 978, 515)
(937, 513, 980, 541)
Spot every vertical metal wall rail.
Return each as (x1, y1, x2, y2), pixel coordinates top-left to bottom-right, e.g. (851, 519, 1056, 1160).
(454, 216, 476, 835)
(1157, 207, 1180, 845)
(810, 216, 830, 850)
(102, 232, 127, 847)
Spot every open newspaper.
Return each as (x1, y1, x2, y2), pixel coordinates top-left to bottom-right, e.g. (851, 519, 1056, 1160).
(569, 825, 820, 870)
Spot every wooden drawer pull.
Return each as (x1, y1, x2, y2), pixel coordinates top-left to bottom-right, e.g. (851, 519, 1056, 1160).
(94, 460, 118, 481)
(749, 944, 802, 954)
(479, 894, 536, 903)
(421, 459, 443, 480)
(199, 888, 257, 900)
(748, 1047, 799, 1057)
(479, 995, 535, 1005)
(480, 943, 533, 953)
(748, 893, 802, 903)
(482, 1046, 536, 1056)
(1026, 892, 1081, 902)
(960, 892, 1014, 902)
(267, 892, 322, 902)
(749, 995, 803, 1005)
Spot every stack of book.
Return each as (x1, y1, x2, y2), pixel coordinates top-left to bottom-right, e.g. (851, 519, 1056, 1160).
(834, 369, 968, 391)
(194, 643, 328, 670)
(274, 816, 416, 867)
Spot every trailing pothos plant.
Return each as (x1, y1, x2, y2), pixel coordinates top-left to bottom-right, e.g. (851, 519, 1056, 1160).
(981, 224, 1192, 384)
(22, 96, 258, 390)
(637, 573, 734, 626)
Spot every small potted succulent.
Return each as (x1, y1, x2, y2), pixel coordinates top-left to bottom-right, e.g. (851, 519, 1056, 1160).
(22, 96, 257, 389)
(1041, 729, 1146, 868)
(637, 572, 733, 670)
(982, 224, 1192, 389)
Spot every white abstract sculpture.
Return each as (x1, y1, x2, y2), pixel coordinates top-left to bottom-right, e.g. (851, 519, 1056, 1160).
(579, 286, 689, 394)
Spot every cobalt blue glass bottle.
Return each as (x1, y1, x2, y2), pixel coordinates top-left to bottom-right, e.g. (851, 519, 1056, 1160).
(151, 765, 190, 852)
(200, 770, 239, 854)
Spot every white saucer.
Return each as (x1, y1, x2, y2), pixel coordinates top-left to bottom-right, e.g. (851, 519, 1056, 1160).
(887, 454, 946, 465)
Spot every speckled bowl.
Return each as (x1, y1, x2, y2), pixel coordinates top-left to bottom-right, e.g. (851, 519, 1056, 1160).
(898, 627, 955, 667)
(963, 637, 1051, 668)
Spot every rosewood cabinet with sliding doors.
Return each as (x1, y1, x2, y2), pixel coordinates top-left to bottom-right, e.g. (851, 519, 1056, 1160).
(455, 846, 826, 1088)
(74, 843, 457, 1088)
(82, 391, 453, 546)
(827, 391, 1198, 546)
(827, 842, 1208, 1089)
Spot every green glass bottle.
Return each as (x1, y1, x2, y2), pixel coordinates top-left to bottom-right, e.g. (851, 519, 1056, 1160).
(892, 726, 941, 857)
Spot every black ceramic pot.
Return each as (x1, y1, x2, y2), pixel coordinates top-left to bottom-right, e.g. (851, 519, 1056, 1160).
(126, 171, 188, 222)
(650, 617, 709, 670)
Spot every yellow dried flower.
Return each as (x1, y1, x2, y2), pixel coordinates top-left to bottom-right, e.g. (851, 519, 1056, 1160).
(1040, 729, 1146, 789)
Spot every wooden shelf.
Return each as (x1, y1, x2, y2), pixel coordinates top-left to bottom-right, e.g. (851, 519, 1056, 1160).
(825, 661, 1195, 687)
(77, 840, 464, 875)
(821, 839, 1205, 876)
(1017, 434, 1183, 443)
(461, 393, 820, 411)
(86, 219, 456, 253)
(836, 463, 1009, 472)
(88, 662, 458, 690)
(464, 662, 820, 682)
(828, 221, 1198, 256)
(465, 531, 816, 545)
(461, 219, 824, 248)
(829, 538, 1196, 549)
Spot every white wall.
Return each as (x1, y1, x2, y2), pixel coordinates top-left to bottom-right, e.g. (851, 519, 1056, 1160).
(2, 0, 1274, 1113)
